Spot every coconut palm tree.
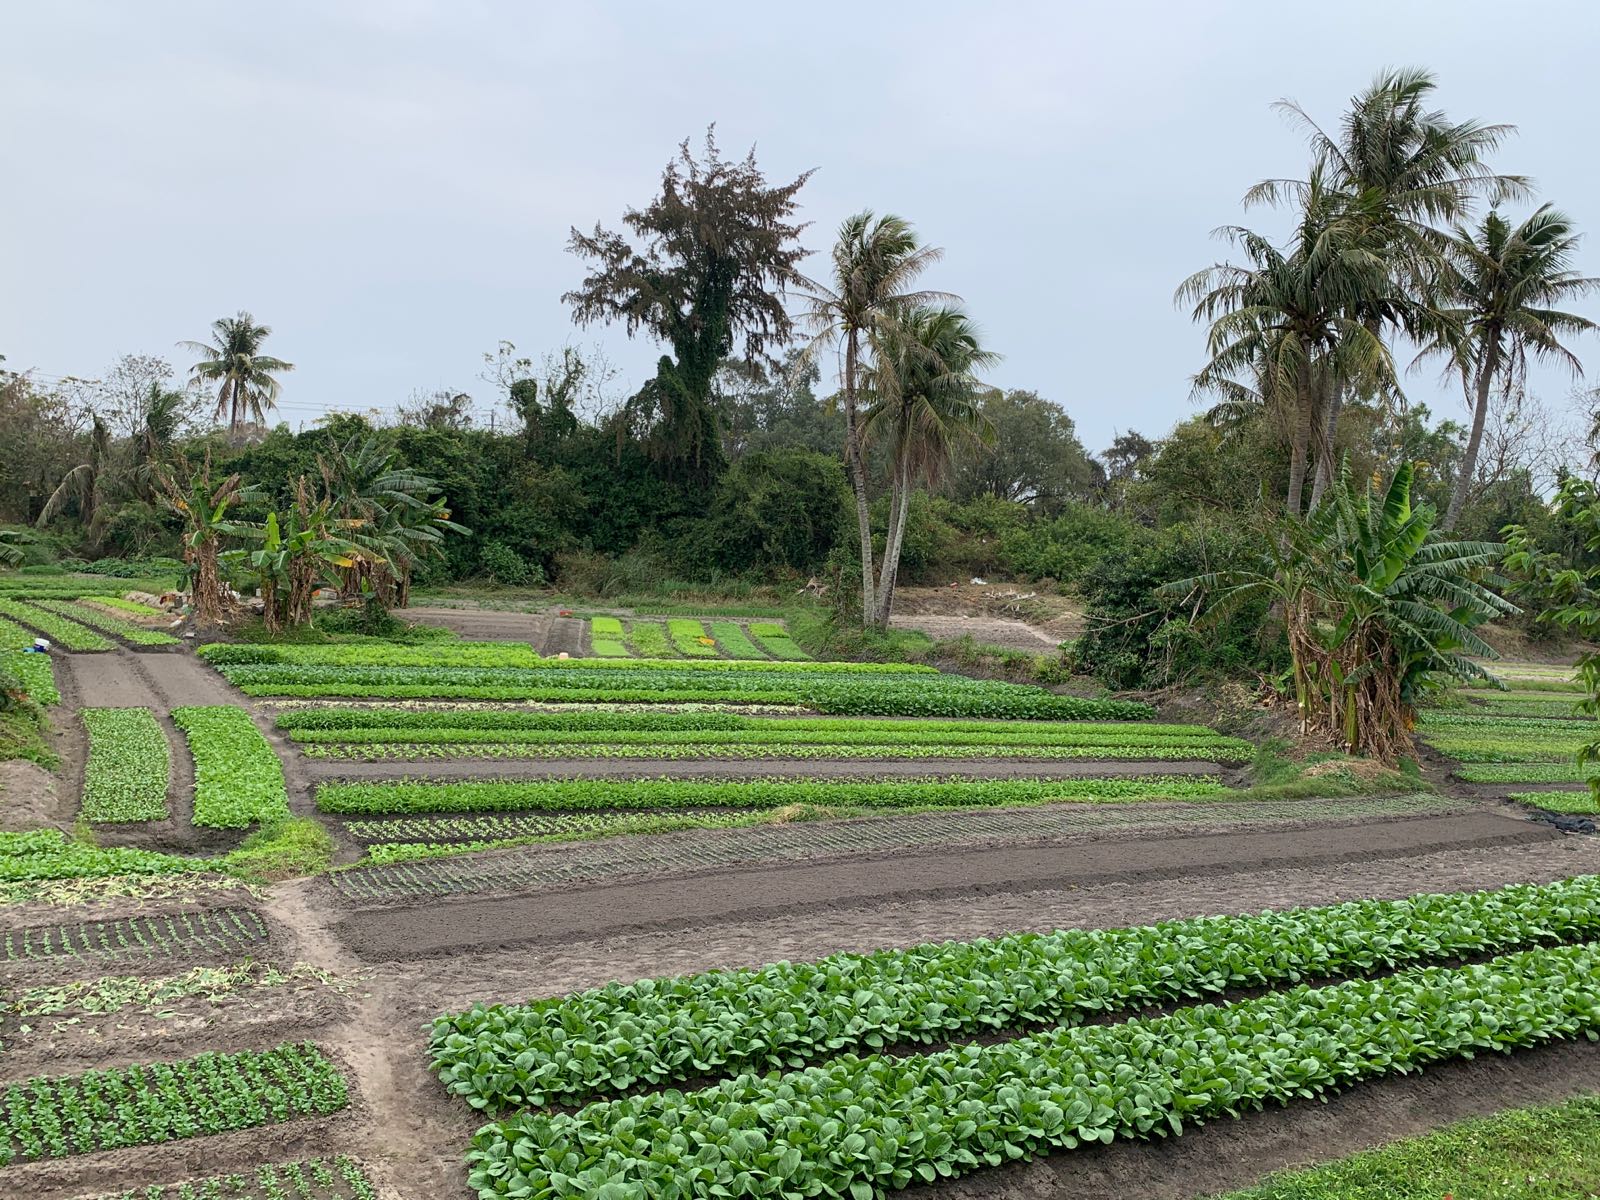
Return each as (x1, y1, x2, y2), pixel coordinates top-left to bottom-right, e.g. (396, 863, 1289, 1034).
(1244, 68, 1529, 505)
(36, 414, 111, 534)
(1179, 176, 1398, 513)
(862, 306, 997, 628)
(1417, 206, 1599, 529)
(799, 213, 952, 625)
(180, 312, 294, 437)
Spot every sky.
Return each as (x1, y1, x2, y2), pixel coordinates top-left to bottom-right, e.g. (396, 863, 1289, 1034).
(5, 0, 1599, 454)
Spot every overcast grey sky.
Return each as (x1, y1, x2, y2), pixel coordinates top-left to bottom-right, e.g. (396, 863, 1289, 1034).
(5, 1, 1598, 452)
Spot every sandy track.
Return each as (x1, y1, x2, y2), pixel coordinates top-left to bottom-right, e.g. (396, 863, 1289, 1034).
(334, 808, 1554, 961)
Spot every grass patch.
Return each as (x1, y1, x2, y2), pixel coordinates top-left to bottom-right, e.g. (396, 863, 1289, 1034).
(0, 703, 55, 768)
(222, 818, 336, 881)
(1236, 741, 1423, 800)
(1209, 1093, 1600, 1199)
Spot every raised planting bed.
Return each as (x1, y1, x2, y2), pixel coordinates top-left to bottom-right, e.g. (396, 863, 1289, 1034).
(707, 621, 766, 659)
(2, 907, 268, 962)
(33, 598, 179, 646)
(587, 616, 629, 657)
(1506, 790, 1600, 814)
(748, 619, 809, 660)
(316, 775, 1228, 815)
(3, 650, 59, 705)
(433, 871, 1600, 1111)
(172, 706, 290, 829)
(666, 618, 720, 658)
(625, 621, 676, 658)
(216, 662, 1155, 720)
(81, 1155, 381, 1199)
(466, 942, 1600, 1199)
(0, 830, 210, 891)
(0, 1041, 346, 1164)
(198, 641, 540, 668)
(0, 597, 112, 651)
(80, 707, 170, 822)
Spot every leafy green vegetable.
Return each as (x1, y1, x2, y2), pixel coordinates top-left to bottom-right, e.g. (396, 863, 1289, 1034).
(317, 774, 1227, 815)
(0, 1041, 347, 1165)
(172, 706, 290, 828)
(434, 872, 1600, 1112)
(0, 598, 113, 651)
(466, 942, 1600, 1198)
(81, 708, 170, 822)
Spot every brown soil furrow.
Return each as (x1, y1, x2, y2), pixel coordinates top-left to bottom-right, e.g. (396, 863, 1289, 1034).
(333, 809, 1555, 961)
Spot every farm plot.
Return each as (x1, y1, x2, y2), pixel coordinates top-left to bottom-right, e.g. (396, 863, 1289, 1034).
(464, 941, 1600, 1199)
(432, 873, 1600, 1111)
(1418, 662, 1597, 789)
(0, 1041, 346, 1164)
(81, 1156, 381, 1200)
(2, 907, 268, 964)
(585, 616, 791, 659)
(208, 659, 1155, 719)
(0, 597, 113, 651)
(31, 598, 180, 646)
(3, 650, 59, 705)
(281, 709, 1252, 764)
(172, 706, 290, 828)
(80, 707, 170, 822)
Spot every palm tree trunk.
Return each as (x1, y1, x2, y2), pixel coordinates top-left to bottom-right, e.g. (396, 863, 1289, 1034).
(1285, 359, 1315, 515)
(1308, 374, 1343, 511)
(874, 454, 912, 630)
(1444, 342, 1500, 532)
(842, 330, 876, 626)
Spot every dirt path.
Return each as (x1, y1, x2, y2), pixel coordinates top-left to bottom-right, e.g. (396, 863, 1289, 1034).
(333, 808, 1553, 961)
(403, 605, 551, 643)
(890, 613, 1064, 654)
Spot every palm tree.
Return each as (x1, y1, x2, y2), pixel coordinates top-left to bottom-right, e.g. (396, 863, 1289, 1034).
(1418, 206, 1599, 529)
(863, 306, 997, 628)
(800, 213, 952, 625)
(1179, 177, 1397, 513)
(36, 414, 111, 534)
(1243, 68, 1529, 505)
(180, 312, 294, 437)
(128, 383, 186, 501)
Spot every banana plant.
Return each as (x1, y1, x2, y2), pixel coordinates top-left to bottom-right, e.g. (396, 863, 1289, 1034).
(1165, 459, 1513, 758)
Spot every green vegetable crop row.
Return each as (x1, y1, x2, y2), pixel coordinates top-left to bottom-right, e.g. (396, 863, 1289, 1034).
(465, 942, 1600, 1199)
(749, 620, 809, 660)
(588, 617, 628, 658)
(3, 651, 59, 705)
(0, 598, 112, 651)
(708, 621, 765, 659)
(667, 619, 720, 658)
(1454, 762, 1600, 783)
(0, 830, 207, 888)
(172, 706, 290, 828)
(34, 599, 178, 646)
(626, 622, 674, 658)
(0, 1041, 346, 1165)
(89, 1154, 379, 1200)
(318, 775, 1227, 815)
(301, 739, 1241, 764)
(81, 708, 170, 822)
(434, 872, 1600, 1112)
(199, 641, 540, 668)
(218, 663, 1152, 720)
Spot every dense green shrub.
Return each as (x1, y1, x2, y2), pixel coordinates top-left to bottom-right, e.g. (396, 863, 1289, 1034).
(1073, 519, 1282, 689)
